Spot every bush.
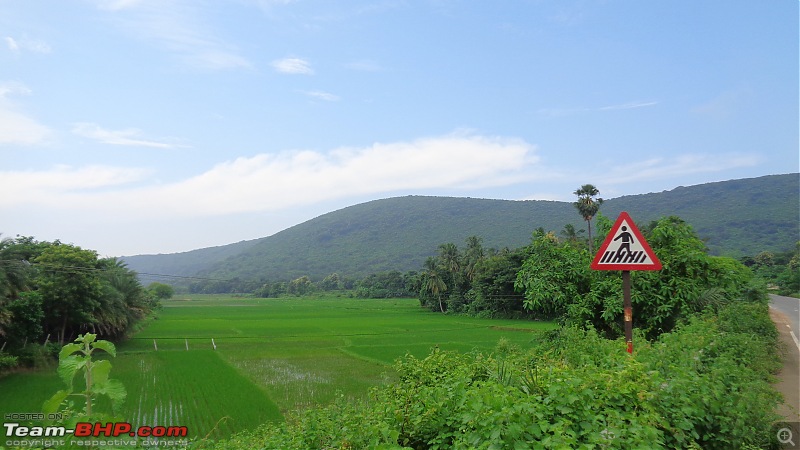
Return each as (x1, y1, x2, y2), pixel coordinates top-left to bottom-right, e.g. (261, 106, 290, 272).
(208, 299, 783, 449)
(0, 351, 18, 371)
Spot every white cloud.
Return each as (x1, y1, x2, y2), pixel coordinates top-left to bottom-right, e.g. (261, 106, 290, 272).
(302, 90, 340, 101)
(596, 153, 761, 185)
(0, 82, 31, 98)
(0, 82, 50, 145)
(598, 101, 658, 111)
(272, 57, 314, 74)
(0, 133, 537, 217)
(4, 36, 51, 54)
(72, 122, 186, 148)
(4, 37, 19, 52)
(91, 0, 251, 70)
(537, 100, 658, 117)
(0, 165, 150, 207)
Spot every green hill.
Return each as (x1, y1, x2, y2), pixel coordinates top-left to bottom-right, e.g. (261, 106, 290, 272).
(123, 174, 799, 282)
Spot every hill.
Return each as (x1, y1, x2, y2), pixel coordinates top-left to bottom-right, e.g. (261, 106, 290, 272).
(123, 174, 799, 283)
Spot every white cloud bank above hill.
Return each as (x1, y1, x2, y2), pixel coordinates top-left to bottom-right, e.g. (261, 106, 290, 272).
(0, 132, 537, 218)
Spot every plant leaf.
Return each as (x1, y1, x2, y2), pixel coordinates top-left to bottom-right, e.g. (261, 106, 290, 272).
(42, 389, 70, 415)
(57, 355, 86, 388)
(94, 379, 127, 413)
(59, 343, 82, 359)
(90, 359, 112, 386)
(91, 340, 116, 357)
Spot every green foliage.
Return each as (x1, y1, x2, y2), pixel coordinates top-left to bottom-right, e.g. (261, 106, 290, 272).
(5, 291, 44, 347)
(751, 241, 800, 296)
(356, 271, 417, 298)
(518, 215, 761, 340)
(148, 281, 175, 299)
(0, 238, 155, 357)
(43, 333, 127, 425)
(36, 244, 104, 344)
(466, 248, 528, 317)
(208, 297, 782, 449)
(0, 351, 18, 371)
(515, 230, 591, 318)
(573, 183, 604, 253)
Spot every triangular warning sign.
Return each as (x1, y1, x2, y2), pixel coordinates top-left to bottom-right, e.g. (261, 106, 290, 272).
(591, 211, 662, 271)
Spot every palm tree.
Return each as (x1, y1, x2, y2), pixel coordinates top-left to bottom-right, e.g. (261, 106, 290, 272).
(463, 236, 485, 283)
(422, 257, 447, 313)
(560, 224, 585, 246)
(573, 184, 603, 254)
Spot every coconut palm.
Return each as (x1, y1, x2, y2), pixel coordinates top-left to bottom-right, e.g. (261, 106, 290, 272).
(422, 257, 447, 313)
(573, 184, 603, 254)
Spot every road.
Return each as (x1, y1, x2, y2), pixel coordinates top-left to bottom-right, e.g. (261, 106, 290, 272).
(769, 294, 800, 422)
(772, 294, 800, 348)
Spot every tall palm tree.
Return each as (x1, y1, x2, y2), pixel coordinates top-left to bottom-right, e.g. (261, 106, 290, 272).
(438, 243, 462, 302)
(463, 236, 485, 283)
(422, 257, 447, 313)
(573, 184, 603, 254)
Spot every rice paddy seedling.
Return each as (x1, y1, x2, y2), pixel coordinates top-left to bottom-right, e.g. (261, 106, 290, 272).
(0, 295, 556, 441)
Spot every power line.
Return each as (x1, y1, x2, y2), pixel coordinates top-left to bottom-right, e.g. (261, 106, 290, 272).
(0, 259, 234, 283)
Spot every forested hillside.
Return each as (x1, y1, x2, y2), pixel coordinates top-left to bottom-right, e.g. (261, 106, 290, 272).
(123, 174, 799, 282)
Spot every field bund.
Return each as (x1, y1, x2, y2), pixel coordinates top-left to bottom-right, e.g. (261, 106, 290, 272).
(0, 295, 556, 440)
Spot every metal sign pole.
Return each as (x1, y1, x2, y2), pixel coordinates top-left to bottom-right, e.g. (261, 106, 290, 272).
(622, 270, 633, 354)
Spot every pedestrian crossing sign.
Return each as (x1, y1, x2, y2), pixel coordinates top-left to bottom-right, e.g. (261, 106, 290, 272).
(591, 211, 662, 271)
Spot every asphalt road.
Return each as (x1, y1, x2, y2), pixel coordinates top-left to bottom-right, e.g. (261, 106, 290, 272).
(770, 294, 800, 423)
(771, 294, 800, 351)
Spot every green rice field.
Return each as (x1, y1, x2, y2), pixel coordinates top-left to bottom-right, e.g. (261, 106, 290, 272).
(0, 295, 557, 441)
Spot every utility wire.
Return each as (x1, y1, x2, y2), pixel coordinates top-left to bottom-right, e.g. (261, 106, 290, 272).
(0, 259, 234, 282)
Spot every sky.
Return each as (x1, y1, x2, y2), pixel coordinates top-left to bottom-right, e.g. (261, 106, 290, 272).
(1, 0, 797, 257)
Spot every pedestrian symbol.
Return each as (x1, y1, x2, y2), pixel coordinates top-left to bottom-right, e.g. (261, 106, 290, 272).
(591, 212, 661, 271)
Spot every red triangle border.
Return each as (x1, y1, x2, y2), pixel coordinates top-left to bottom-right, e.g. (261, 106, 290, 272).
(590, 211, 662, 271)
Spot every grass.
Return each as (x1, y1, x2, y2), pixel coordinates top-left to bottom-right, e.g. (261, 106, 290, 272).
(0, 295, 557, 441)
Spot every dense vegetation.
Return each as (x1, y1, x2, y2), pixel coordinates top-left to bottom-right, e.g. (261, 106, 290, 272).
(0, 236, 161, 371)
(187, 209, 786, 448)
(742, 243, 800, 297)
(123, 174, 799, 284)
(204, 301, 783, 449)
(0, 296, 558, 443)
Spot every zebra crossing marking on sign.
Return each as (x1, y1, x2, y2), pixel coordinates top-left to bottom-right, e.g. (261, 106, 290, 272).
(590, 211, 661, 271)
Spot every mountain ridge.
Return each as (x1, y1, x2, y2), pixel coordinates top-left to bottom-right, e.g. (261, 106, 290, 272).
(123, 173, 799, 282)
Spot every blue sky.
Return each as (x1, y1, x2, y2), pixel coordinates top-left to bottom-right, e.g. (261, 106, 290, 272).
(1, 0, 797, 257)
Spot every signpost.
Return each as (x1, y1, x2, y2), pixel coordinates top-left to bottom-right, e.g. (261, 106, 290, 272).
(591, 212, 661, 353)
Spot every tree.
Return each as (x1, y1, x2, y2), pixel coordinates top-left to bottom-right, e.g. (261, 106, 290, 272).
(560, 224, 585, 246)
(148, 282, 175, 300)
(515, 229, 592, 319)
(421, 257, 447, 313)
(573, 184, 604, 254)
(319, 273, 342, 291)
(288, 276, 313, 295)
(463, 236, 485, 283)
(0, 236, 34, 337)
(94, 258, 151, 338)
(5, 291, 44, 347)
(35, 244, 103, 344)
(468, 248, 528, 317)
